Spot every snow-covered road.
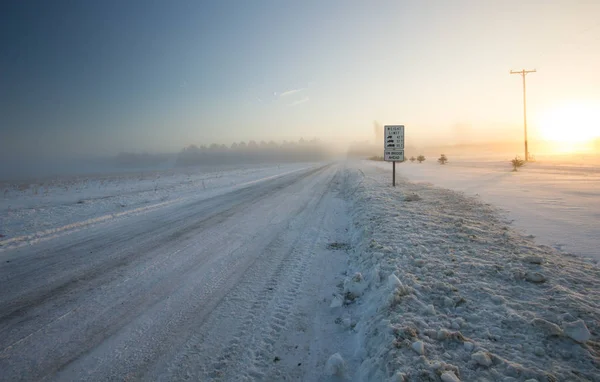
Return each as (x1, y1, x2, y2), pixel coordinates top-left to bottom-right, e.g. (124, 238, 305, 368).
(0, 164, 355, 381)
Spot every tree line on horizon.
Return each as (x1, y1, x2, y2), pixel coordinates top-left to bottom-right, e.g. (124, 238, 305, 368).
(176, 138, 331, 166)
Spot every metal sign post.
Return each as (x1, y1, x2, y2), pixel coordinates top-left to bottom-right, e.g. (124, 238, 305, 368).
(384, 125, 404, 187)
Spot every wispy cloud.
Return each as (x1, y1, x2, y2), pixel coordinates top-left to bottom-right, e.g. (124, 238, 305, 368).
(279, 88, 305, 97)
(289, 97, 309, 106)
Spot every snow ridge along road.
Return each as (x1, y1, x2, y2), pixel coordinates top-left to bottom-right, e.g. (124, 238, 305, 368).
(0, 163, 356, 381)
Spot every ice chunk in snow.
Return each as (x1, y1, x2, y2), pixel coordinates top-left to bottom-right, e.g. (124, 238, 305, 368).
(534, 346, 545, 356)
(525, 272, 546, 283)
(388, 273, 402, 289)
(325, 353, 346, 376)
(411, 341, 425, 355)
(562, 319, 591, 343)
(344, 272, 368, 299)
(531, 318, 562, 337)
(471, 351, 492, 366)
(441, 371, 461, 382)
(423, 304, 436, 315)
(342, 317, 352, 328)
(330, 295, 343, 308)
(463, 342, 474, 352)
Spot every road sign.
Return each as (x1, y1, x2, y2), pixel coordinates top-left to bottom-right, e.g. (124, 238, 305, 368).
(384, 125, 404, 161)
(384, 125, 405, 186)
(384, 150, 404, 162)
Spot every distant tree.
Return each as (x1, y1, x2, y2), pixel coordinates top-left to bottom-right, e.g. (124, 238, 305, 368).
(185, 144, 200, 153)
(230, 142, 239, 150)
(238, 141, 247, 149)
(417, 155, 426, 163)
(248, 140, 258, 150)
(511, 156, 525, 171)
(209, 143, 219, 151)
(438, 154, 448, 165)
(409, 156, 416, 163)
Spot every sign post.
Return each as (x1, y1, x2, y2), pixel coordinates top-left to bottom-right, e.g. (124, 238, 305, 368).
(384, 125, 404, 187)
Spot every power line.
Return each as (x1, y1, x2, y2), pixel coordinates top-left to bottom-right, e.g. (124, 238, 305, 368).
(510, 69, 536, 161)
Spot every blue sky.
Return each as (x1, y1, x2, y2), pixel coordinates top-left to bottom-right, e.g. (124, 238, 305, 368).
(1, 0, 599, 157)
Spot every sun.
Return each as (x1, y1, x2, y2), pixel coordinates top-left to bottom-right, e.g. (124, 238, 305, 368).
(538, 102, 600, 143)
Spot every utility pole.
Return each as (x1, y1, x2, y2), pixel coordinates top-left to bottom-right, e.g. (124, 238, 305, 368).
(510, 69, 536, 161)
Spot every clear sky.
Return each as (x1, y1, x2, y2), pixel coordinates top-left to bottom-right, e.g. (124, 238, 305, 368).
(1, 0, 599, 157)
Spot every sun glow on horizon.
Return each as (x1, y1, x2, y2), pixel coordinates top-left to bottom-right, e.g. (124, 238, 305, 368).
(538, 102, 600, 145)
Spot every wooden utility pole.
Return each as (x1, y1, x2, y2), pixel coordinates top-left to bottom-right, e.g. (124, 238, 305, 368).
(510, 69, 536, 161)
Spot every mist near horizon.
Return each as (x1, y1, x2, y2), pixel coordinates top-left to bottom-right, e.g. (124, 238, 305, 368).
(2, 1, 599, 172)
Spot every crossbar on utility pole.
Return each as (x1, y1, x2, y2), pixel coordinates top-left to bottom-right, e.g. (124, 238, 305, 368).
(510, 69, 536, 161)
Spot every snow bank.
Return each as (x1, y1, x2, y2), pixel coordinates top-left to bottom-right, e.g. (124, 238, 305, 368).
(342, 163, 600, 381)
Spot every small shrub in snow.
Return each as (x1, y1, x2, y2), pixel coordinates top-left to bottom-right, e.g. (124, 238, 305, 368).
(511, 156, 525, 171)
(327, 242, 351, 251)
(409, 156, 416, 163)
(417, 155, 426, 163)
(438, 154, 448, 165)
(523, 255, 544, 264)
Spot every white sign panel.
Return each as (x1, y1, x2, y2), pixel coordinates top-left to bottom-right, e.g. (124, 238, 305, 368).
(385, 150, 404, 162)
(384, 125, 405, 161)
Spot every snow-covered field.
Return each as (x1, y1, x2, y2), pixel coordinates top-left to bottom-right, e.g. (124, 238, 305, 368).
(0, 163, 316, 250)
(341, 162, 599, 381)
(1, 160, 598, 381)
(369, 157, 600, 262)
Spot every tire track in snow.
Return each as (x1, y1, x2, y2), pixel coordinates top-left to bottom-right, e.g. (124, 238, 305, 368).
(212, 169, 339, 381)
(152, 167, 340, 381)
(50, 166, 332, 381)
